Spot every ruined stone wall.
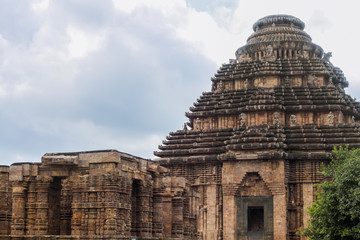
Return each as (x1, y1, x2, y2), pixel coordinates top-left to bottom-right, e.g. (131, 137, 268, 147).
(0, 150, 199, 240)
(163, 162, 222, 239)
(0, 166, 11, 235)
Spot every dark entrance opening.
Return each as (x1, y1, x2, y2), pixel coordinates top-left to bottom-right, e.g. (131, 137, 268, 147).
(48, 177, 62, 235)
(237, 196, 273, 240)
(247, 206, 264, 240)
(248, 207, 264, 231)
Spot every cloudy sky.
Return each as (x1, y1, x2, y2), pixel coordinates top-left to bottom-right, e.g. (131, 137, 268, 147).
(0, 0, 359, 165)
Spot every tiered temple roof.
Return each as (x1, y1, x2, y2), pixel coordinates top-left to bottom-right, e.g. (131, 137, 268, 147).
(155, 15, 360, 164)
(154, 15, 360, 240)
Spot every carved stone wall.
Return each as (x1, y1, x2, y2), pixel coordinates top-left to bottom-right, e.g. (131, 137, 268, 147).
(155, 15, 360, 240)
(0, 150, 199, 239)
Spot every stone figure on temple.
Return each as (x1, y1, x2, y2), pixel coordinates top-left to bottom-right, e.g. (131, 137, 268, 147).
(290, 115, 297, 126)
(328, 112, 335, 126)
(239, 113, 247, 126)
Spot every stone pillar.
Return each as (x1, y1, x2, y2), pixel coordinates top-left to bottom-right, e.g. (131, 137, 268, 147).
(0, 166, 10, 235)
(60, 178, 72, 235)
(152, 177, 164, 237)
(71, 192, 81, 236)
(34, 179, 50, 235)
(172, 197, 184, 238)
(197, 185, 206, 240)
(162, 195, 172, 237)
(222, 195, 236, 240)
(11, 181, 26, 235)
(137, 180, 152, 237)
(25, 181, 37, 235)
(104, 194, 117, 236)
(183, 197, 190, 238)
(123, 179, 132, 236)
(273, 194, 287, 240)
(188, 189, 200, 240)
(302, 183, 314, 230)
(117, 177, 131, 236)
(205, 184, 218, 240)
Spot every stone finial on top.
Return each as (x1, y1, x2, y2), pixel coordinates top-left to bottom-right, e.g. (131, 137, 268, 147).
(252, 14, 305, 31)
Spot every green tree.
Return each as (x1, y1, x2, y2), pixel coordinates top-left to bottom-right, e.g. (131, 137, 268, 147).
(304, 146, 360, 240)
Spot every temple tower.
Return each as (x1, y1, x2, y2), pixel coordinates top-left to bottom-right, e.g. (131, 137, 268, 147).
(155, 15, 360, 240)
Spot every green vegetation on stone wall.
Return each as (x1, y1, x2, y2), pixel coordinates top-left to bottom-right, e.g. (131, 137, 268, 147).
(304, 146, 360, 240)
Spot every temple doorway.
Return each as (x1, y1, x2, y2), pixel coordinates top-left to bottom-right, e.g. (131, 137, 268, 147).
(236, 196, 273, 240)
(247, 206, 264, 240)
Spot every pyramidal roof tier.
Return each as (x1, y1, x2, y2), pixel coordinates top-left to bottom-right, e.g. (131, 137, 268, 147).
(236, 14, 322, 62)
(154, 15, 360, 161)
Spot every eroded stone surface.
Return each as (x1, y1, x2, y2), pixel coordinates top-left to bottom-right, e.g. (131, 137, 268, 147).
(155, 15, 360, 240)
(0, 150, 199, 239)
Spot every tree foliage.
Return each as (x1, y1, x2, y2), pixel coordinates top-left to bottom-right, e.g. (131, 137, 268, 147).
(304, 146, 360, 240)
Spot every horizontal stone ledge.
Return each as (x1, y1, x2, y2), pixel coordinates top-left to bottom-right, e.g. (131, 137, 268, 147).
(287, 152, 332, 160)
(226, 143, 287, 150)
(154, 155, 219, 164)
(162, 137, 230, 145)
(158, 142, 225, 150)
(219, 151, 287, 161)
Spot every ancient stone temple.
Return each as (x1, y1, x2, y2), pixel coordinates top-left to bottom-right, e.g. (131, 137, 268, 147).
(154, 15, 360, 240)
(0, 14, 360, 240)
(0, 150, 199, 239)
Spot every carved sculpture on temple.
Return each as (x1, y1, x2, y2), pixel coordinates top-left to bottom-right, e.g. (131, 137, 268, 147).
(195, 117, 201, 130)
(217, 81, 224, 92)
(328, 112, 335, 126)
(239, 113, 247, 126)
(244, 78, 249, 89)
(290, 114, 297, 126)
(273, 112, 280, 127)
(308, 75, 318, 86)
(323, 51, 332, 63)
(235, 48, 245, 62)
(266, 45, 274, 57)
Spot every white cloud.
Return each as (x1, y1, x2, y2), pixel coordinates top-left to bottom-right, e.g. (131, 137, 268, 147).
(31, 0, 50, 12)
(113, 0, 239, 65)
(112, 0, 186, 16)
(1, 0, 360, 165)
(66, 25, 104, 59)
(175, 8, 239, 65)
